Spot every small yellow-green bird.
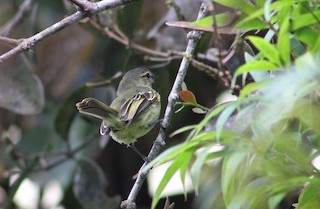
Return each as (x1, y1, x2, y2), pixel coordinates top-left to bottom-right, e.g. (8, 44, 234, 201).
(76, 68, 161, 157)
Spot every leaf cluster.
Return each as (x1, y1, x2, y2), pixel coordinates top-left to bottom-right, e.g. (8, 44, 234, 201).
(150, 0, 320, 208)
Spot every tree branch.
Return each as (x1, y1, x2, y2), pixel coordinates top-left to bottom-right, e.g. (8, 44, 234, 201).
(88, 19, 176, 58)
(120, 3, 209, 209)
(0, 0, 138, 63)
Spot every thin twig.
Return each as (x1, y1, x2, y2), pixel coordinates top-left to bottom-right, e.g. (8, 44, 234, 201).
(120, 3, 209, 209)
(211, 2, 224, 70)
(190, 58, 232, 87)
(0, 36, 23, 46)
(0, 0, 36, 36)
(88, 19, 173, 58)
(0, 0, 138, 63)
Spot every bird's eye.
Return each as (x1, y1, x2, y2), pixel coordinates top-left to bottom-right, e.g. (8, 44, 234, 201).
(143, 72, 151, 78)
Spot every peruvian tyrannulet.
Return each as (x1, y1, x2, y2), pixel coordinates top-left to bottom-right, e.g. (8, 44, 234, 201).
(76, 68, 161, 147)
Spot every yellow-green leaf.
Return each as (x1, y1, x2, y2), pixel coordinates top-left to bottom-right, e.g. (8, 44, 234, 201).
(247, 36, 281, 65)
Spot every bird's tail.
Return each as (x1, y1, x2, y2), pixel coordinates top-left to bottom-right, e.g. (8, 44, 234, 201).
(76, 98, 124, 128)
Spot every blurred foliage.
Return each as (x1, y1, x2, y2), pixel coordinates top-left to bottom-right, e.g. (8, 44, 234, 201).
(149, 0, 320, 209)
(73, 158, 121, 209)
(0, 0, 220, 209)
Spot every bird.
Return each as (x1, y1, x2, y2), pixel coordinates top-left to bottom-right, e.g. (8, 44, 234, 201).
(76, 67, 161, 159)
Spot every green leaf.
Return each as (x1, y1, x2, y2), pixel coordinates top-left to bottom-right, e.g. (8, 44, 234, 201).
(213, 0, 257, 15)
(268, 193, 286, 209)
(294, 27, 318, 48)
(242, 52, 273, 83)
(235, 18, 269, 30)
(256, 0, 264, 8)
(235, 0, 303, 28)
(194, 103, 230, 136)
(192, 16, 212, 27)
(206, 148, 232, 161)
(144, 131, 222, 173)
(291, 10, 320, 30)
(277, 13, 291, 65)
(312, 35, 320, 53)
(192, 13, 234, 28)
(235, 60, 278, 76)
(297, 185, 320, 209)
(247, 36, 281, 65)
(151, 150, 194, 209)
(191, 148, 211, 195)
(215, 102, 237, 139)
(144, 145, 185, 171)
(170, 125, 198, 138)
(238, 82, 266, 101)
(221, 151, 247, 206)
(276, 2, 291, 26)
(179, 149, 194, 200)
(290, 38, 306, 56)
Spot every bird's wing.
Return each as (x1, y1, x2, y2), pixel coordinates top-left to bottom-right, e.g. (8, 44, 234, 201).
(119, 90, 158, 124)
(100, 120, 110, 135)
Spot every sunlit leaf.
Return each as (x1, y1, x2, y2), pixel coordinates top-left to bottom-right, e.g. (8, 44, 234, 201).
(235, 18, 268, 30)
(221, 151, 247, 205)
(144, 145, 185, 171)
(151, 149, 194, 209)
(277, 14, 290, 65)
(170, 125, 198, 138)
(297, 185, 320, 209)
(145, 132, 219, 172)
(191, 148, 210, 195)
(235, 60, 278, 76)
(247, 36, 281, 65)
(235, 0, 303, 28)
(179, 149, 194, 200)
(291, 10, 320, 30)
(294, 27, 319, 49)
(213, 0, 257, 15)
(238, 82, 266, 101)
(186, 13, 239, 34)
(268, 193, 286, 209)
(215, 102, 237, 139)
(194, 103, 230, 136)
(311, 36, 320, 53)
